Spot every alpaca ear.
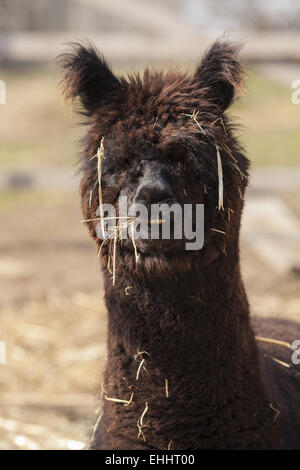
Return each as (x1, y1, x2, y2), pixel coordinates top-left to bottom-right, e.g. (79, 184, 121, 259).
(194, 41, 244, 113)
(57, 43, 122, 116)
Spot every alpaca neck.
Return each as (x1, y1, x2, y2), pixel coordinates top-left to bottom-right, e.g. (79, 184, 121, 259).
(94, 255, 276, 449)
(105, 254, 250, 365)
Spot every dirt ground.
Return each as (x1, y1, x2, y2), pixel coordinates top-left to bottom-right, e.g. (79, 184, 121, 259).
(0, 189, 103, 449)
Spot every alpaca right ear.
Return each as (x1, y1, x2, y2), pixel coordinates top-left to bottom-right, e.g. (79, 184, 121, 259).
(194, 40, 244, 113)
(57, 43, 122, 116)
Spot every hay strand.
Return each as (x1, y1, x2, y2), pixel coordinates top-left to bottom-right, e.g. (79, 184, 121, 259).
(137, 402, 148, 441)
(165, 379, 169, 398)
(105, 392, 134, 407)
(131, 223, 140, 263)
(216, 144, 224, 211)
(221, 143, 238, 164)
(136, 359, 145, 381)
(211, 116, 228, 136)
(125, 286, 132, 296)
(81, 216, 133, 223)
(90, 138, 105, 237)
(112, 231, 117, 286)
(271, 357, 291, 368)
(269, 403, 280, 422)
(185, 109, 206, 135)
(211, 228, 226, 235)
(255, 336, 291, 349)
(88, 190, 93, 208)
(134, 351, 150, 359)
(134, 351, 150, 381)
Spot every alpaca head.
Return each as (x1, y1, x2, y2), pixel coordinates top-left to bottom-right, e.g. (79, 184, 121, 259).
(59, 40, 249, 277)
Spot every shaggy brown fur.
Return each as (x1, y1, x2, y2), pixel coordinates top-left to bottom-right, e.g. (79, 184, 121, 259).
(58, 40, 300, 450)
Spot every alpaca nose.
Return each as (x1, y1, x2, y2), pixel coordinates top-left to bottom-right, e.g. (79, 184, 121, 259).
(133, 178, 174, 208)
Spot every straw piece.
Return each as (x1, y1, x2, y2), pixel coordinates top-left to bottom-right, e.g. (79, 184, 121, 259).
(255, 336, 291, 349)
(271, 357, 290, 368)
(124, 392, 134, 407)
(98, 216, 136, 286)
(112, 232, 117, 286)
(81, 216, 133, 223)
(134, 351, 150, 381)
(134, 351, 150, 359)
(105, 392, 134, 406)
(97, 230, 115, 260)
(231, 160, 247, 180)
(130, 223, 140, 263)
(216, 144, 224, 211)
(125, 286, 132, 296)
(227, 207, 234, 222)
(221, 143, 238, 164)
(140, 402, 148, 426)
(91, 138, 105, 237)
(136, 359, 145, 381)
(149, 219, 166, 225)
(88, 190, 93, 208)
(165, 379, 169, 398)
(87, 179, 98, 209)
(137, 402, 149, 441)
(211, 228, 226, 235)
(211, 116, 228, 136)
(107, 239, 113, 274)
(90, 412, 103, 444)
(185, 109, 206, 135)
(269, 403, 280, 422)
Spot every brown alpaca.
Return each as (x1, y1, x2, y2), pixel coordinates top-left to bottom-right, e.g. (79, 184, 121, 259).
(58, 40, 300, 450)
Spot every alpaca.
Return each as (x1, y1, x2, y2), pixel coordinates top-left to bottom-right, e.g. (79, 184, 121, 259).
(58, 40, 300, 450)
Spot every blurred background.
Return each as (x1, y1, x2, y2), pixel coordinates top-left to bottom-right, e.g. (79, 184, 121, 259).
(0, 0, 299, 450)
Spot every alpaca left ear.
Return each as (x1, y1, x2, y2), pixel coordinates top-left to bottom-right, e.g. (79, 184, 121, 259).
(57, 42, 124, 116)
(194, 40, 244, 113)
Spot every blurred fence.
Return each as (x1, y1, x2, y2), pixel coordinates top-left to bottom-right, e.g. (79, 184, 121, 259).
(0, 0, 183, 33)
(1, 0, 300, 65)
(1, 0, 300, 33)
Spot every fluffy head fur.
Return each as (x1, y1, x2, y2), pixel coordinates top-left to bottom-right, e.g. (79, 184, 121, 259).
(58, 40, 248, 278)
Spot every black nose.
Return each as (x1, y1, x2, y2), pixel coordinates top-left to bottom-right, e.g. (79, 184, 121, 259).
(134, 177, 174, 207)
(133, 175, 174, 207)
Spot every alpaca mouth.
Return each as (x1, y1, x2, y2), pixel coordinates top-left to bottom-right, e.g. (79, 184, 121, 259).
(149, 218, 166, 225)
(126, 232, 187, 255)
(120, 241, 190, 257)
